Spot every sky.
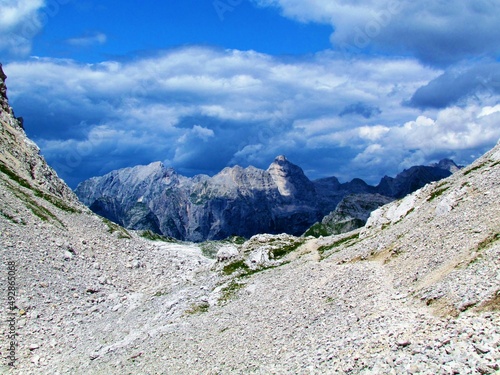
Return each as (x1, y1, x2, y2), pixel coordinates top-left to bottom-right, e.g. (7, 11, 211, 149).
(1, 0, 500, 188)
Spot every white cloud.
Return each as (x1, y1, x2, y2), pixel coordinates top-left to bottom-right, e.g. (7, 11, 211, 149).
(350, 105, 500, 174)
(66, 32, 107, 47)
(178, 125, 215, 144)
(0, 0, 45, 29)
(4, 46, 500, 187)
(0, 0, 73, 56)
(478, 104, 500, 118)
(253, 0, 500, 65)
(0, 0, 46, 56)
(358, 125, 390, 141)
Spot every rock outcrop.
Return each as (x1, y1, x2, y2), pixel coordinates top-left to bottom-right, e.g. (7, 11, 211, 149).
(431, 158, 463, 173)
(0, 64, 9, 113)
(0, 65, 77, 204)
(305, 193, 394, 237)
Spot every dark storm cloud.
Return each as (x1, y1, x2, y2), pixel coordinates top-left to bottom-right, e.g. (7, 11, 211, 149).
(339, 102, 381, 119)
(408, 62, 500, 109)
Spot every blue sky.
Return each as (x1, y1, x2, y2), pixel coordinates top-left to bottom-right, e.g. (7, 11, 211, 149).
(1, 0, 500, 188)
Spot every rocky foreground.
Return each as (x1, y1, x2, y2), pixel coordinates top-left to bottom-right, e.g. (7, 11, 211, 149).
(1, 67, 500, 374)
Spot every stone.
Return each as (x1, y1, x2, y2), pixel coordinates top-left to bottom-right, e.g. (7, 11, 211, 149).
(474, 344, 491, 354)
(216, 245, 239, 261)
(396, 340, 411, 348)
(62, 251, 74, 261)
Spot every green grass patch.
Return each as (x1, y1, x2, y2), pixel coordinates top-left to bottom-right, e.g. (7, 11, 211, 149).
(0, 160, 80, 214)
(140, 230, 174, 242)
(219, 280, 245, 304)
(304, 222, 331, 238)
(463, 162, 487, 176)
(223, 259, 285, 278)
(428, 185, 450, 201)
(222, 259, 249, 275)
(271, 238, 305, 258)
(34, 190, 80, 213)
(185, 301, 210, 315)
(477, 232, 500, 251)
(26, 203, 49, 222)
(0, 209, 22, 224)
(153, 290, 168, 297)
(229, 235, 246, 245)
(6, 184, 63, 226)
(199, 241, 219, 259)
(102, 218, 132, 239)
(0, 161, 32, 189)
(318, 232, 360, 254)
(305, 218, 367, 238)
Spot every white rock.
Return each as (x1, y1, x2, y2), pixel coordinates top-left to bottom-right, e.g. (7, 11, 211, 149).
(248, 247, 270, 267)
(62, 251, 73, 261)
(216, 245, 239, 262)
(435, 187, 468, 217)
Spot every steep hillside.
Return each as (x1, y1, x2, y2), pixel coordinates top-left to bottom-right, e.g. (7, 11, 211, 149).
(0, 65, 217, 374)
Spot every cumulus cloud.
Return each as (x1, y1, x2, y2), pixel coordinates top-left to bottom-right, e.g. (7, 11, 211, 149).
(4, 46, 499, 187)
(478, 104, 500, 118)
(0, 0, 45, 28)
(349, 105, 500, 180)
(253, 0, 500, 66)
(0, 0, 46, 56)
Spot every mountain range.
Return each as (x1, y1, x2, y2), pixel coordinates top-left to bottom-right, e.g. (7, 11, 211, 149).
(1, 63, 499, 375)
(75, 154, 459, 241)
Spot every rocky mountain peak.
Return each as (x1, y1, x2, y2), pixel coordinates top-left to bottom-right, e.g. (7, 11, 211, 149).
(269, 155, 297, 171)
(125, 161, 166, 181)
(267, 155, 316, 200)
(1, 63, 11, 113)
(0, 65, 76, 201)
(431, 158, 461, 173)
(0, 63, 23, 129)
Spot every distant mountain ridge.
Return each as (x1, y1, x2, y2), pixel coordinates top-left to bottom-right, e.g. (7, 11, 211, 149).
(75, 155, 460, 241)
